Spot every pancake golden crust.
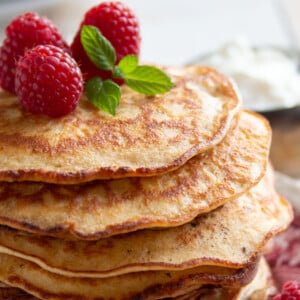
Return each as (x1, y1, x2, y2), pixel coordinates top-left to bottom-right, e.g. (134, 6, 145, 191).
(0, 258, 274, 300)
(0, 66, 241, 184)
(0, 166, 292, 278)
(0, 253, 259, 300)
(171, 257, 276, 300)
(0, 111, 271, 239)
(234, 257, 276, 300)
(0, 286, 37, 300)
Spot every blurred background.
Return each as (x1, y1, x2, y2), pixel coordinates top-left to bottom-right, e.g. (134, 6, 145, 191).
(0, 0, 299, 65)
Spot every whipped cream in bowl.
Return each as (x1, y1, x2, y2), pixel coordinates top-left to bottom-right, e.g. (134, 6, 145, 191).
(191, 38, 300, 112)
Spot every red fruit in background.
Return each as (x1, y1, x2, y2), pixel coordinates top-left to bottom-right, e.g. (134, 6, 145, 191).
(0, 12, 70, 94)
(71, 1, 140, 82)
(273, 281, 300, 300)
(15, 45, 83, 118)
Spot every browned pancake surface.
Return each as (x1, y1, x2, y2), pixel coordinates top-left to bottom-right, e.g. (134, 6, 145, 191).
(0, 111, 270, 238)
(0, 165, 292, 278)
(0, 66, 240, 184)
(0, 253, 258, 300)
(177, 257, 275, 300)
(0, 258, 274, 300)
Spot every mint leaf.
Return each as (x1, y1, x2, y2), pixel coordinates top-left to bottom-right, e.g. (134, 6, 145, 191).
(124, 66, 173, 95)
(112, 66, 124, 79)
(118, 55, 138, 74)
(85, 77, 121, 116)
(80, 26, 173, 116)
(80, 25, 116, 71)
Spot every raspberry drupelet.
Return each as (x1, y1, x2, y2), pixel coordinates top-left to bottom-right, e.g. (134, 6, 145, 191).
(0, 12, 70, 93)
(273, 281, 300, 300)
(71, 1, 140, 82)
(15, 45, 83, 118)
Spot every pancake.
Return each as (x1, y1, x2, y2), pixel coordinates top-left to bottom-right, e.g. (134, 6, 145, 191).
(0, 66, 241, 184)
(234, 257, 276, 300)
(172, 257, 275, 300)
(0, 253, 259, 300)
(0, 110, 271, 239)
(0, 285, 37, 300)
(0, 165, 292, 278)
(0, 258, 275, 300)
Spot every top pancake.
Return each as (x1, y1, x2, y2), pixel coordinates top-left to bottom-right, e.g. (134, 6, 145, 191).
(0, 66, 240, 184)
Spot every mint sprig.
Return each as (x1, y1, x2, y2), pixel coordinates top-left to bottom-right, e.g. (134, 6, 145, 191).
(124, 66, 173, 95)
(84, 78, 120, 116)
(81, 25, 173, 115)
(118, 55, 138, 73)
(80, 25, 116, 71)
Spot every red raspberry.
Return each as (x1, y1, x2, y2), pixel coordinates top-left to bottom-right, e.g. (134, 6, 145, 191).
(0, 12, 70, 94)
(273, 281, 300, 300)
(71, 1, 140, 82)
(15, 45, 83, 118)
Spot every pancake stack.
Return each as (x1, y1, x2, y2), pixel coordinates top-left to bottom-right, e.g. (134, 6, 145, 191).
(0, 66, 293, 299)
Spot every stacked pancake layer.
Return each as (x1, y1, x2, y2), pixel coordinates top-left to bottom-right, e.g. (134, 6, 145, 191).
(0, 66, 293, 299)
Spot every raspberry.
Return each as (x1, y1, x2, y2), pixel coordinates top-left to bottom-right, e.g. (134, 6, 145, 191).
(0, 12, 70, 93)
(273, 281, 300, 300)
(71, 1, 140, 82)
(15, 45, 83, 118)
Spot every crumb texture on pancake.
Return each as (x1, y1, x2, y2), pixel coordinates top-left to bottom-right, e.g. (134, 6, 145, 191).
(0, 253, 258, 300)
(0, 165, 292, 278)
(0, 111, 271, 238)
(0, 257, 275, 300)
(0, 66, 241, 183)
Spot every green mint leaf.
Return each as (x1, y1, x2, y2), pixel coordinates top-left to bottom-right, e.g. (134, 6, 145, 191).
(112, 66, 124, 79)
(84, 77, 121, 116)
(80, 25, 116, 71)
(118, 55, 138, 74)
(124, 66, 173, 95)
